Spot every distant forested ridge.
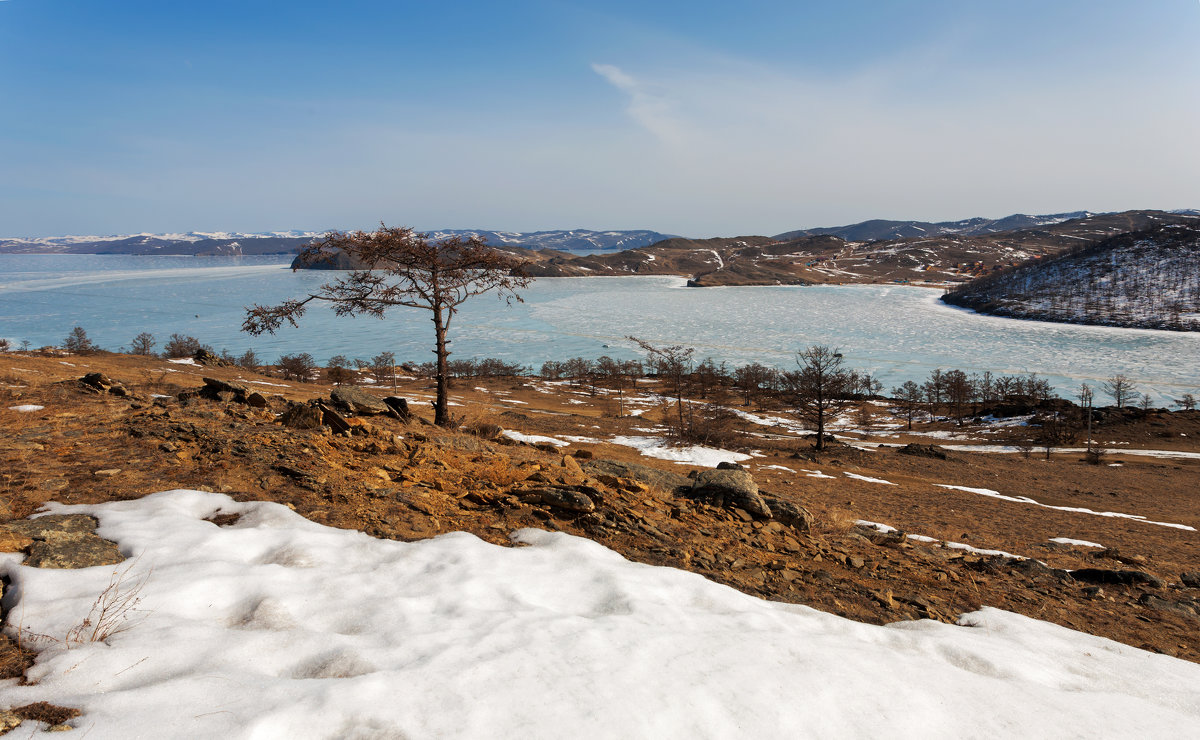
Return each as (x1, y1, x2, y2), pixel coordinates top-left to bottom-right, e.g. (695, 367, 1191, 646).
(941, 223, 1200, 331)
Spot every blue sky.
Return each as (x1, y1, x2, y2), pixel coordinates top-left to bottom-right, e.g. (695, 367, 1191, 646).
(2, 0, 1198, 237)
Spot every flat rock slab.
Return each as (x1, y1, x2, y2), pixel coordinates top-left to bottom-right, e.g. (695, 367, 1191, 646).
(330, 387, 390, 415)
(3, 514, 125, 569)
(583, 459, 691, 495)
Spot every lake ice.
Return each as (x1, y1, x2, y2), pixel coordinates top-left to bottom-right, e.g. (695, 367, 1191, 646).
(1, 255, 1197, 401)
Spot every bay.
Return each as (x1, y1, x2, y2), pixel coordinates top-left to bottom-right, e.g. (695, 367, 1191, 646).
(0, 254, 1197, 402)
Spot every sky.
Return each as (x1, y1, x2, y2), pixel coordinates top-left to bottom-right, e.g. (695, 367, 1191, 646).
(1, 0, 1198, 238)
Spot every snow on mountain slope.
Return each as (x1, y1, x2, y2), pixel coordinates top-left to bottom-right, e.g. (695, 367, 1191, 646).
(2, 489, 1199, 738)
(943, 224, 1200, 330)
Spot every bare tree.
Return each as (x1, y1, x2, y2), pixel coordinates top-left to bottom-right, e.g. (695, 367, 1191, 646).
(278, 353, 317, 381)
(163, 333, 205, 358)
(236, 349, 260, 371)
(1078, 383, 1095, 453)
(130, 332, 157, 356)
(326, 355, 353, 385)
(1176, 393, 1197, 411)
(629, 337, 694, 439)
(244, 225, 530, 426)
(733, 362, 776, 408)
(892, 380, 924, 431)
(1100, 374, 1137, 408)
(787, 345, 852, 451)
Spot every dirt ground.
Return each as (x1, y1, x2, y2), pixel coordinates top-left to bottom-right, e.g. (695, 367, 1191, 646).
(2, 350, 1198, 671)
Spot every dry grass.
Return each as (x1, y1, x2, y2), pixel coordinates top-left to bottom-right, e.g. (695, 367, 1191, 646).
(19, 560, 151, 649)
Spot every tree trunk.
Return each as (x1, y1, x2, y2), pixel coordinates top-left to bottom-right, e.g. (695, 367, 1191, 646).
(433, 304, 451, 426)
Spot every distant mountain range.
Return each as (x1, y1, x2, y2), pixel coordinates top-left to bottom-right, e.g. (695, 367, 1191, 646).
(0, 229, 678, 256)
(3, 211, 1198, 257)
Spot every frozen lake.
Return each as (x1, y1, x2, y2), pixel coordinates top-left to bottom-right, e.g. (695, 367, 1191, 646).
(1, 254, 1197, 402)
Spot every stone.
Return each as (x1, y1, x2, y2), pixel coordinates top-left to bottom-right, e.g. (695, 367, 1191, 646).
(524, 487, 595, 513)
(1182, 572, 1200, 588)
(761, 496, 814, 532)
(1070, 568, 1163, 588)
(201, 377, 248, 401)
(896, 443, 948, 460)
(24, 535, 125, 569)
(572, 449, 594, 460)
(244, 392, 268, 408)
(320, 406, 353, 435)
(5, 515, 125, 569)
(4, 514, 101, 538)
(383, 396, 413, 421)
(688, 468, 772, 520)
(79, 372, 114, 391)
(279, 403, 323, 430)
(561, 455, 583, 474)
(194, 348, 234, 367)
(330, 387, 391, 416)
(94, 468, 122, 477)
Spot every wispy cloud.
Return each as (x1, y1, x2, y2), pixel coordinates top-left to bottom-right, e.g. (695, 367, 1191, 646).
(591, 63, 691, 148)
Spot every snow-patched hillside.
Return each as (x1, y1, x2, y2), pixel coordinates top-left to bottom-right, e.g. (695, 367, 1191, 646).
(2, 490, 1199, 738)
(943, 224, 1200, 331)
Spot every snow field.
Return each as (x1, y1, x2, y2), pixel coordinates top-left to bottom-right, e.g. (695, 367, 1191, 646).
(2, 491, 1199, 738)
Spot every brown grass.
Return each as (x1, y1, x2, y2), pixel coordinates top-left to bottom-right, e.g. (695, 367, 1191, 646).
(19, 560, 151, 649)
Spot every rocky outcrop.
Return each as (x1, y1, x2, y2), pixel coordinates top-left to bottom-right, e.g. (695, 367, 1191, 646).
(2, 514, 124, 569)
(582, 459, 691, 494)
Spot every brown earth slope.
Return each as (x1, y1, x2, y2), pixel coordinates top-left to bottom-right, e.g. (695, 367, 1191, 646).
(2, 351, 1198, 676)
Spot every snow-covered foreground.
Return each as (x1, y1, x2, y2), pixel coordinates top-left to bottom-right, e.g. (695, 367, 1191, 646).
(3, 491, 1199, 739)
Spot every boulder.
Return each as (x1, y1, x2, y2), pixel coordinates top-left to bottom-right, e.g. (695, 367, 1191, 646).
(244, 391, 268, 408)
(279, 403, 323, 430)
(331, 387, 391, 416)
(523, 487, 596, 513)
(200, 377, 249, 402)
(688, 468, 772, 520)
(383, 397, 413, 421)
(1070, 568, 1163, 588)
(79, 372, 115, 392)
(761, 496, 814, 532)
(1180, 572, 1200, 588)
(896, 444, 948, 460)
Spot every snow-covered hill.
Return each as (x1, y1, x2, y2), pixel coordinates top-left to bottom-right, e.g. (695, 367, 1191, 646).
(773, 212, 1095, 242)
(942, 224, 1200, 331)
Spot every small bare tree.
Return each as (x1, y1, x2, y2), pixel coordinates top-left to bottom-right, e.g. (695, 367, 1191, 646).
(787, 345, 852, 451)
(629, 337, 694, 439)
(1101, 374, 1137, 409)
(892, 380, 924, 431)
(244, 225, 530, 426)
(130, 332, 157, 356)
(1177, 393, 1197, 411)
